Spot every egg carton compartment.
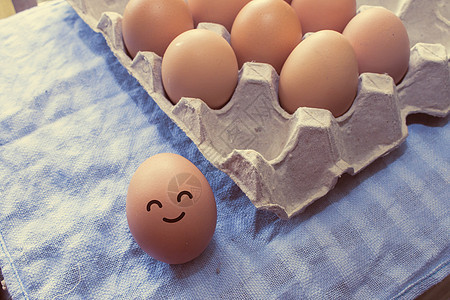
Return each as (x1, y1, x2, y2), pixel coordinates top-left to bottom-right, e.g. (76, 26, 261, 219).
(67, 0, 450, 219)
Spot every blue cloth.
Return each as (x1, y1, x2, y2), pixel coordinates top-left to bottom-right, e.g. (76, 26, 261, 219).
(0, 1, 448, 299)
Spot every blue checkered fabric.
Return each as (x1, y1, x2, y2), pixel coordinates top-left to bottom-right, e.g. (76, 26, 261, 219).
(0, 1, 448, 299)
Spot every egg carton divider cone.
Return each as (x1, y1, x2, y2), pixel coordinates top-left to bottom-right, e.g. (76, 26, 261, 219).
(67, 0, 450, 219)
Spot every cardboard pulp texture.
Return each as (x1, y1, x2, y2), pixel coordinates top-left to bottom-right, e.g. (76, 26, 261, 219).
(67, 0, 449, 219)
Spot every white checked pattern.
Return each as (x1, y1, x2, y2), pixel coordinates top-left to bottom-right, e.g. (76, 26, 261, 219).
(0, 1, 448, 299)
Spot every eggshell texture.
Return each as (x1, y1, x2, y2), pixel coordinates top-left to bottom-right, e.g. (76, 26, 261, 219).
(122, 0, 194, 58)
(278, 30, 359, 117)
(161, 29, 238, 109)
(187, 0, 251, 33)
(342, 7, 410, 84)
(230, 0, 303, 74)
(126, 153, 217, 265)
(290, 0, 356, 33)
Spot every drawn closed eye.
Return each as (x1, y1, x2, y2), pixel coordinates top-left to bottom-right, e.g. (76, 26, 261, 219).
(147, 200, 162, 212)
(177, 190, 193, 203)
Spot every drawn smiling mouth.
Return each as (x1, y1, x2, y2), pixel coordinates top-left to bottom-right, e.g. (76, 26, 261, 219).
(163, 212, 186, 223)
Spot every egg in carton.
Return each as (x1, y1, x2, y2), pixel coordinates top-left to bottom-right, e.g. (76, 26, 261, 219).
(67, 0, 449, 219)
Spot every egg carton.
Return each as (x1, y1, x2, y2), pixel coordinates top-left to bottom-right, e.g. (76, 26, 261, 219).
(67, 0, 449, 219)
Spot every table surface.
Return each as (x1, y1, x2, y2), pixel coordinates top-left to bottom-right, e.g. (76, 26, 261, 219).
(0, 1, 449, 299)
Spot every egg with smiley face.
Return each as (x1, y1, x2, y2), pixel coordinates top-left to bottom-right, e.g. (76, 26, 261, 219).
(126, 153, 217, 264)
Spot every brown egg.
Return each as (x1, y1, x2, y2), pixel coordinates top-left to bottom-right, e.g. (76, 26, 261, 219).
(161, 29, 238, 109)
(121, 0, 194, 58)
(126, 153, 217, 264)
(342, 7, 410, 84)
(186, 0, 251, 33)
(278, 30, 359, 117)
(291, 0, 356, 33)
(230, 0, 303, 74)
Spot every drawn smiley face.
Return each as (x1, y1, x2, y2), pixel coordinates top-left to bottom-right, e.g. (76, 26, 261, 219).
(145, 172, 202, 223)
(147, 199, 185, 223)
(126, 153, 217, 264)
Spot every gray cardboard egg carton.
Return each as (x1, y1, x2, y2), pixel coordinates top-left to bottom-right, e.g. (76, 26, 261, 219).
(67, 0, 449, 219)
